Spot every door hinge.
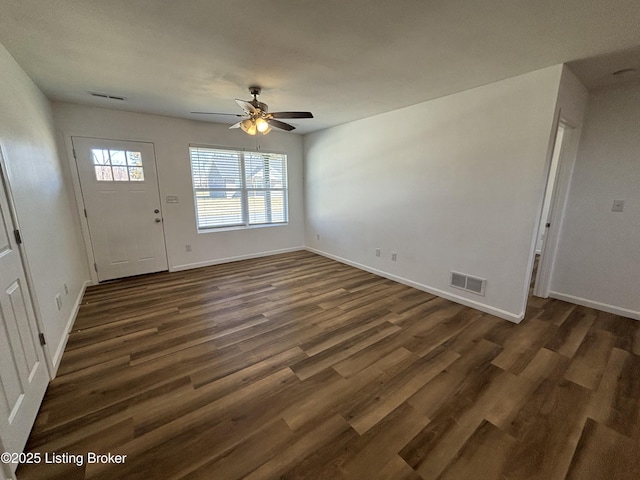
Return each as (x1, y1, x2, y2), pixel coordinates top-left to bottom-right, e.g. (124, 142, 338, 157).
(73, 148, 76, 159)
(84, 208, 88, 218)
(38, 332, 46, 346)
(546, 223, 551, 228)
(14, 229, 22, 244)
(94, 263, 98, 272)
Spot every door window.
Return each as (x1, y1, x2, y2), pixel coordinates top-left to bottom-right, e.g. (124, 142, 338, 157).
(92, 149, 144, 182)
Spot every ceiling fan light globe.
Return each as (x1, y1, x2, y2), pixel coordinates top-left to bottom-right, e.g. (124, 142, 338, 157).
(256, 117, 270, 133)
(240, 118, 257, 135)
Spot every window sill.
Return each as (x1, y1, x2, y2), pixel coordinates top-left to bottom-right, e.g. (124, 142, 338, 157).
(197, 222, 289, 234)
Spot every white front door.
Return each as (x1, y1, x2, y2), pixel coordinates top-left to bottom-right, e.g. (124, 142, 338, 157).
(73, 137, 168, 282)
(0, 159, 49, 473)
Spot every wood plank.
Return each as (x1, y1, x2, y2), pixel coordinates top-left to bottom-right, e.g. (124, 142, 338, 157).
(16, 251, 640, 480)
(499, 379, 591, 480)
(438, 420, 517, 480)
(544, 306, 595, 358)
(340, 403, 430, 479)
(564, 327, 616, 390)
(242, 415, 350, 480)
(345, 347, 459, 434)
(587, 347, 640, 438)
(565, 418, 640, 480)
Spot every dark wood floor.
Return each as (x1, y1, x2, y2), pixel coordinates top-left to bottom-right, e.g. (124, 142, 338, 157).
(17, 251, 640, 479)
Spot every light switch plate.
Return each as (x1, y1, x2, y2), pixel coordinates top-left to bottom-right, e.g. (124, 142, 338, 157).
(612, 200, 624, 212)
(166, 195, 179, 204)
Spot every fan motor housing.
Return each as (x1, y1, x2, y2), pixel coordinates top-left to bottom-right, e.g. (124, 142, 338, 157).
(251, 100, 268, 113)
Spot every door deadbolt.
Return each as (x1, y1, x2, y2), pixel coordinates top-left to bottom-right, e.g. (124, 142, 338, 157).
(154, 209, 160, 214)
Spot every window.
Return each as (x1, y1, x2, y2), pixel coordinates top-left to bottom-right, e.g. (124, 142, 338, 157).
(189, 146, 288, 230)
(92, 149, 144, 182)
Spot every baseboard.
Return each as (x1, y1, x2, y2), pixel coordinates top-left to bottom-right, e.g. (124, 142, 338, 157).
(305, 247, 523, 324)
(549, 291, 640, 321)
(171, 246, 306, 272)
(50, 280, 91, 375)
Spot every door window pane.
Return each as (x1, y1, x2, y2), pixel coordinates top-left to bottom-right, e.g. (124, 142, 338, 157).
(129, 167, 144, 181)
(94, 166, 113, 181)
(127, 151, 142, 166)
(91, 148, 145, 181)
(92, 149, 110, 165)
(112, 166, 129, 181)
(110, 150, 126, 165)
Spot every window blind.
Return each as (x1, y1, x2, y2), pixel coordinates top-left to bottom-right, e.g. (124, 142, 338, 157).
(189, 146, 288, 230)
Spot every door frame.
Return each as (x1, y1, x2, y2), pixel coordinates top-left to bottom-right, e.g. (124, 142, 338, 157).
(0, 145, 53, 377)
(531, 116, 579, 298)
(64, 134, 169, 284)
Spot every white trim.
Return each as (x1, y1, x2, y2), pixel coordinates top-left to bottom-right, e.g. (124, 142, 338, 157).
(549, 291, 640, 321)
(305, 247, 523, 324)
(197, 222, 289, 234)
(63, 133, 99, 284)
(171, 246, 305, 272)
(50, 280, 91, 375)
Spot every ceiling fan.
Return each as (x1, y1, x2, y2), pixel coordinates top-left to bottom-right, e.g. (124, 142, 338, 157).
(192, 86, 313, 135)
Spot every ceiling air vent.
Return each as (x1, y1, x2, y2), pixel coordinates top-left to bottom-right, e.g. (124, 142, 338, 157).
(89, 92, 126, 101)
(450, 271, 486, 296)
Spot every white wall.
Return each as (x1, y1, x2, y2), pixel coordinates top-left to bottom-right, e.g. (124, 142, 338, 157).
(304, 65, 564, 322)
(53, 104, 305, 272)
(550, 81, 640, 319)
(0, 44, 89, 371)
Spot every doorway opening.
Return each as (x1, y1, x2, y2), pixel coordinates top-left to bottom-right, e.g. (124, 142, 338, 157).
(72, 137, 169, 283)
(530, 119, 573, 299)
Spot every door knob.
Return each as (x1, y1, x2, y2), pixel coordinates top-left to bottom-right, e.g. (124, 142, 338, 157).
(154, 209, 160, 214)
(155, 218, 162, 223)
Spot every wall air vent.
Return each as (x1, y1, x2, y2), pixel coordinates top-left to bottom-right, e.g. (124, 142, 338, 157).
(89, 92, 126, 101)
(450, 271, 486, 296)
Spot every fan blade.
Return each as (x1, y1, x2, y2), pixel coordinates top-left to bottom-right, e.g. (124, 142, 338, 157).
(235, 99, 257, 114)
(267, 119, 295, 131)
(229, 122, 242, 129)
(269, 111, 314, 119)
(191, 112, 243, 116)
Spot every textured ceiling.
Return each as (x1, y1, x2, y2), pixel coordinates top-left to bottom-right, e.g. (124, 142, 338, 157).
(1, 0, 639, 134)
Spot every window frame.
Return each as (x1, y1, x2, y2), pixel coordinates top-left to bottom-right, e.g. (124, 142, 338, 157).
(189, 145, 289, 232)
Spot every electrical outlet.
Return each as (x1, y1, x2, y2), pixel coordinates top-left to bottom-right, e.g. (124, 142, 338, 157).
(612, 200, 624, 212)
(185, 244, 192, 252)
(64, 283, 69, 295)
(391, 252, 397, 261)
(316, 234, 320, 241)
(375, 248, 381, 257)
(55, 294, 62, 311)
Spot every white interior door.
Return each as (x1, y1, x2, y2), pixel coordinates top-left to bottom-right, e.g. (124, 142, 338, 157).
(533, 121, 575, 298)
(73, 137, 168, 282)
(535, 124, 565, 254)
(0, 160, 49, 473)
